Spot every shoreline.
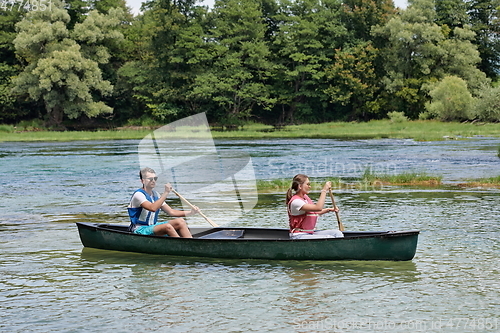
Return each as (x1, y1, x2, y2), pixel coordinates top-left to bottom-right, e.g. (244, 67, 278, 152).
(256, 177, 500, 192)
(1, 120, 500, 142)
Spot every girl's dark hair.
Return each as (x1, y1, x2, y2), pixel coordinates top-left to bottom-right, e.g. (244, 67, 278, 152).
(286, 174, 309, 204)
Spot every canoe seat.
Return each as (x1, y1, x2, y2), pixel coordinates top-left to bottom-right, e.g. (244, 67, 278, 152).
(198, 229, 245, 239)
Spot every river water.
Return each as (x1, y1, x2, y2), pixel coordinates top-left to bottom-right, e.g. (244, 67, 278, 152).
(1, 138, 499, 332)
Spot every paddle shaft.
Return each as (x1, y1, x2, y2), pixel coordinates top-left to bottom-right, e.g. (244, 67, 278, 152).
(329, 189, 345, 231)
(171, 189, 219, 227)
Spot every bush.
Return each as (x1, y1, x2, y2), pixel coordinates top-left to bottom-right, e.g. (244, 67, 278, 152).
(0, 124, 15, 133)
(424, 76, 474, 121)
(17, 119, 46, 131)
(472, 86, 500, 122)
(124, 115, 162, 127)
(387, 111, 408, 123)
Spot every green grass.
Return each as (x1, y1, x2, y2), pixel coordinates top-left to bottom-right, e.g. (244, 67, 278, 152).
(480, 175, 500, 183)
(361, 168, 443, 185)
(1, 120, 500, 142)
(256, 179, 292, 192)
(257, 177, 344, 192)
(212, 120, 500, 141)
(256, 172, 447, 192)
(256, 173, 500, 191)
(462, 175, 500, 187)
(0, 128, 154, 142)
(256, 170, 500, 190)
(0, 124, 15, 133)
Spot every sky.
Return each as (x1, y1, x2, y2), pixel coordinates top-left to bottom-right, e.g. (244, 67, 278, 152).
(125, 0, 407, 16)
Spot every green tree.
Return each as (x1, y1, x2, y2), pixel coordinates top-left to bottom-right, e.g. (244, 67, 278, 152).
(472, 85, 500, 121)
(189, 0, 276, 124)
(90, 0, 129, 13)
(435, 0, 469, 31)
(467, 0, 500, 80)
(0, 8, 24, 122)
(435, 26, 489, 95)
(1, 7, 46, 123)
(13, 0, 124, 128)
(64, 0, 90, 29)
(324, 43, 380, 120)
(114, 14, 157, 124)
(0, 63, 19, 123)
(80, 0, 135, 128)
(115, 15, 159, 123)
(341, 0, 396, 42)
(152, 0, 213, 120)
(116, 0, 212, 123)
(424, 75, 474, 121)
(271, 0, 347, 123)
(372, 0, 489, 118)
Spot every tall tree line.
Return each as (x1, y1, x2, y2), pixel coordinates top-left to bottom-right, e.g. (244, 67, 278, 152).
(2, 0, 500, 128)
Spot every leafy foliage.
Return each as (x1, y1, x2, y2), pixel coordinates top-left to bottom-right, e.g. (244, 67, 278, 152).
(189, 0, 276, 123)
(4, 0, 500, 127)
(372, 0, 488, 119)
(387, 111, 408, 123)
(472, 85, 500, 122)
(0, 7, 36, 122)
(424, 76, 474, 121)
(467, 0, 500, 79)
(270, 0, 347, 123)
(324, 43, 380, 120)
(13, 0, 124, 128)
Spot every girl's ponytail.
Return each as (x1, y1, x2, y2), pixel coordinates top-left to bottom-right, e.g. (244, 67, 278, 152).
(285, 174, 309, 205)
(286, 187, 293, 205)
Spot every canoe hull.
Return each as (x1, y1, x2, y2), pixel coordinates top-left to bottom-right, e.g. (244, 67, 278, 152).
(76, 222, 419, 261)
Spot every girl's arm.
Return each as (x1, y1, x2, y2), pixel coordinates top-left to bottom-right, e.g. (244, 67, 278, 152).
(299, 182, 331, 212)
(317, 207, 339, 215)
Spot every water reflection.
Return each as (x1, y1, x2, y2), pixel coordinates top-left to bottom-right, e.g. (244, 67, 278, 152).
(80, 247, 419, 282)
(77, 246, 421, 332)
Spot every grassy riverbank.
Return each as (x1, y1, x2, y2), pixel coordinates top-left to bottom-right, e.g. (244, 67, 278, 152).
(214, 120, 500, 141)
(459, 175, 500, 188)
(1, 119, 500, 142)
(257, 171, 500, 191)
(257, 171, 444, 193)
(360, 169, 443, 186)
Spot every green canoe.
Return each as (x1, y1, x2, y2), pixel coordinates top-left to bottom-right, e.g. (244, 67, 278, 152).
(76, 222, 419, 261)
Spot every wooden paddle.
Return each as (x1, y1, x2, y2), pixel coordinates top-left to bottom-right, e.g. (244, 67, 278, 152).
(329, 189, 345, 231)
(171, 189, 219, 227)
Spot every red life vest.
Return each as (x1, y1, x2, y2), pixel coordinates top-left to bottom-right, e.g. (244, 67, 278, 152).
(287, 194, 319, 233)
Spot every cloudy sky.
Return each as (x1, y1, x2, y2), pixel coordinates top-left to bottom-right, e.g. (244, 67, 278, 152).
(125, 0, 407, 16)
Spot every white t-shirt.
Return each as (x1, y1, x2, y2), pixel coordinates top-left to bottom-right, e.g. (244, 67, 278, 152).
(289, 198, 307, 216)
(128, 190, 166, 226)
(128, 190, 166, 208)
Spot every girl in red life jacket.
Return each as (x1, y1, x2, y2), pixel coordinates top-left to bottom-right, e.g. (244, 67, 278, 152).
(286, 174, 344, 239)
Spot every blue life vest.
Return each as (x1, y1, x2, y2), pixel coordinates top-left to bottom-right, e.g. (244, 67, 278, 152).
(127, 188, 160, 227)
